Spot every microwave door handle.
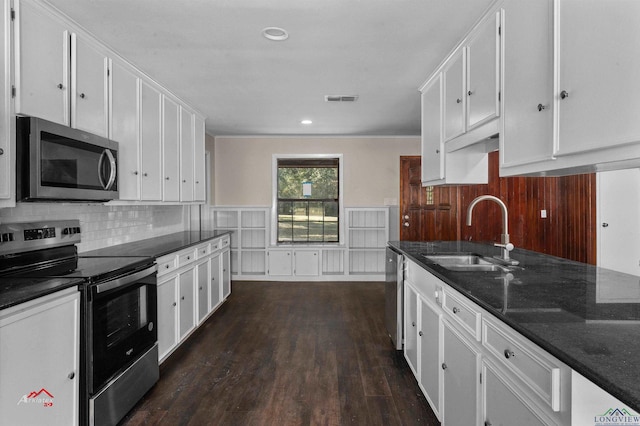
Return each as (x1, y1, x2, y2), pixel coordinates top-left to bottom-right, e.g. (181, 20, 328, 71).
(104, 149, 117, 190)
(98, 149, 117, 190)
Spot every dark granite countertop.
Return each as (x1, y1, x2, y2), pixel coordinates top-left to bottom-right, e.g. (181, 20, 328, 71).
(0, 277, 83, 310)
(389, 240, 640, 413)
(82, 230, 233, 258)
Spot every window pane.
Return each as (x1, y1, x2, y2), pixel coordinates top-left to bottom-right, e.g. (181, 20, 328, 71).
(278, 221, 293, 242)
(324, 221, 338, 242)
(293, 223, 309, 242)
(308, 221, 324, 242)
(278, 166, 338, 199)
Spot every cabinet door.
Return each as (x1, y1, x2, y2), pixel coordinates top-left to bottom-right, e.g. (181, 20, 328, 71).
(268, 250, 292, 276)
(140, 81, 162, 201)
(466, 11, 500, 129)
(419, 297, 442, 419)
(193, 115, 207, 202)
(162, 96, 180, 201)
(0, 0, 10, 202)
(222, 249, 231, 299)
(442, 321, 479, 426)
(180, 107, 195, 202)
(501, 0, 554, 169)
(196, 260, 209, 324)
(421, 74, 444, 183)
(15, 0, 70, 125)
(483, 360, 548, 426)
(210, 253, 222, 309)
(179, 268, 195, 340)
(111, 61, 140, 200)
(294, 250, 319, 276)
(556, 1, 640, 157)
(443, 50, 465, 141)
(71, 34, 108, 137)
(157, 276, 178, 361)
(0, 291, 80, 426)
(404, 284, 419, 375)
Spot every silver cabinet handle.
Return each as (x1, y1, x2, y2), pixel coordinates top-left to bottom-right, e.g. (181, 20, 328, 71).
(537, 103, 546, 111)
(79, 93, 86, 99)
(411, 321, 416, 327)
(452, 307, 460, 314)
(57, 83, 64, 89)
(602, 223, 609, 228)
(442, 363, 447, 370)
(172, 302, 177, 307)
(560, 90, 569, 99)
(504, 349, 515, 359)
(419, 331, 423, 337)
(68, 372, 75, 380)
(456, 98, 462, 104)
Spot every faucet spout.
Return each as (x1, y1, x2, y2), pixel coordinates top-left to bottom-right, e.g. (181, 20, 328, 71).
(466, 195, 519, 265)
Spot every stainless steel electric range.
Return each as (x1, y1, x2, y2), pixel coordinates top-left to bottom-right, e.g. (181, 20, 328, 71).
(0, 220, 159, 426)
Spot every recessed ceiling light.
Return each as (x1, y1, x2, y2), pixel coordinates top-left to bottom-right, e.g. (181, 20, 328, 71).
(262, 27, 289, 41)
(301, 119, 313, 125)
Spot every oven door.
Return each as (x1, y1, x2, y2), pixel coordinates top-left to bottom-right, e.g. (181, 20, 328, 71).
(88, 265, 157, 394)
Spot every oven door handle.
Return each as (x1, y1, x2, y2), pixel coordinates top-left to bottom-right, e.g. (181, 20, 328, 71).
(95, 264, 157, 294)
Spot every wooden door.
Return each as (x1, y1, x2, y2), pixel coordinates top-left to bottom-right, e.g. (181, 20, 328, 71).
(400, 156, 458, 241)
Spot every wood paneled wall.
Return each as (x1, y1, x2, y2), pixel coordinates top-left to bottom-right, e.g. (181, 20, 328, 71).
(433, 152, 596, 264)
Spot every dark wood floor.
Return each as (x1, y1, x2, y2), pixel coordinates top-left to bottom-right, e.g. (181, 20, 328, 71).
(119, 281, 440, 426)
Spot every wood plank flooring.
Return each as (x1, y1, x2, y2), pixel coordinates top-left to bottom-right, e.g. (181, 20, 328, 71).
(119, 281, 439, 426)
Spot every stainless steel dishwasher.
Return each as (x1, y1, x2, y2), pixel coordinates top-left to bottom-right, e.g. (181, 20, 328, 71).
(385, 246, 404, 350)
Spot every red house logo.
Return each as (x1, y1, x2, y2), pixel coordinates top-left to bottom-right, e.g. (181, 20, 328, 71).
(17, 388, 54, 407)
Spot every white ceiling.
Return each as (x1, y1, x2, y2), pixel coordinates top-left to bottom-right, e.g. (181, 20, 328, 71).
(46, 0, 494, 136)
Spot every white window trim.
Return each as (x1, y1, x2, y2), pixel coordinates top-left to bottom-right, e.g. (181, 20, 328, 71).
(271, 153, 344, 246)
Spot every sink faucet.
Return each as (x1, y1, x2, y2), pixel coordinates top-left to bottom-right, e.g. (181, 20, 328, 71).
(466, 195, 519, 265)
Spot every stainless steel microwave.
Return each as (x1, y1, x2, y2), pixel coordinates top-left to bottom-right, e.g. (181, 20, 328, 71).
(16, 117, 119, 202)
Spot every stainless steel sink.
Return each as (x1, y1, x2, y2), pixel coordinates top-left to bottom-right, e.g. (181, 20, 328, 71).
(423, 254, 510, 272)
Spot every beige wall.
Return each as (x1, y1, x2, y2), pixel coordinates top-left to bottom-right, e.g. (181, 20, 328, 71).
(213, 136, 421, 206)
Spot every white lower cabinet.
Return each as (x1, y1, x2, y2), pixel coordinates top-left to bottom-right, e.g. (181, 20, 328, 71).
(156, 236, 231, 363)
(267, 249, 320, 277)
(404, 258, 572, 425)
(196, 259, 209, 324)
(483, 359, 551, 426)
(0, 288, 80, 426)
(178, 268, 195, 339)
(442, 320, 481, 426)
(157, 275, 178, 361)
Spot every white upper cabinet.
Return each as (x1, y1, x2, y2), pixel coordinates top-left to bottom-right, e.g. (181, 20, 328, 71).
(421, 74, 444, 184)
(419, 8, 499, 186)
(14, 0, 70, 126)
(466, 12, 500, 130)
(140, 81, 163, 201)
(70, 34, 109, 137)
(500, 0, 554, 170)
(162, 96, 180, 202)
(0, 0, 11, 205)
(11, 0, 208, 205)
(193, 115, 206, 202)
(501, 0, 640, 176)
(15, 0, 108, 137)
(554, 0, 640, 157)
(443, 51, 465, 142)
(180, 106, 195, 202)
(111, 60, 140, 200)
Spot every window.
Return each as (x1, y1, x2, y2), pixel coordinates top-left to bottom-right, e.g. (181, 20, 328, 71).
(275, 157, 340, 243)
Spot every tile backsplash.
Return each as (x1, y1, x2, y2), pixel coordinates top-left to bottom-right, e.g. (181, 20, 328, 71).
(0, 203, 188, 252)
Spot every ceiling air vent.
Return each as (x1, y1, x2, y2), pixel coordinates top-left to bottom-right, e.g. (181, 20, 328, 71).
(325, 95, 359, 102)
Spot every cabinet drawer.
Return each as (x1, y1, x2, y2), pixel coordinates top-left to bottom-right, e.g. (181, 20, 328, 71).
(442, 288, 481, 340)
(406, 260, 443, 307)
(220, 236, 230, 249)
(482, 315, 561, 411)
(157, 255, 177, 276)
(196, 243, 210, 259)
(178, 249, 197, 267)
